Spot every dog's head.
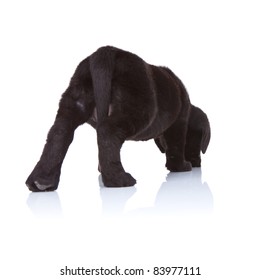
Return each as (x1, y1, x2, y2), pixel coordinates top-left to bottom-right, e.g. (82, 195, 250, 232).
(154, 105, 210, 166)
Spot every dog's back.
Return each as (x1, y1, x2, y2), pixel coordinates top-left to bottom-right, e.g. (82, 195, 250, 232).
(88, 46, 190, 140)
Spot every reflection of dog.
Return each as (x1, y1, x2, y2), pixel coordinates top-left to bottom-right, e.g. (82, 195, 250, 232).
(26, 46, 210, 191)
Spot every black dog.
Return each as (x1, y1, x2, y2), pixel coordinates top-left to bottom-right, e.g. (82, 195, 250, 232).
(26, 46, 210, 191)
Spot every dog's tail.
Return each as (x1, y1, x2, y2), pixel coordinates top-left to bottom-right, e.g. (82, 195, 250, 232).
(89, 46, 116, 124)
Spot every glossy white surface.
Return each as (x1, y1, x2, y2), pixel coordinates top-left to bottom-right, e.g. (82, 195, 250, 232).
(1, 1, 260, 279)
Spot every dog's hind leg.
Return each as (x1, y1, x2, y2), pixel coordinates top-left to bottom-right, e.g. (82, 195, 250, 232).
(26, 84, 94, 192)
(97, 116, 136, 187)
(26, 118, 77, 191)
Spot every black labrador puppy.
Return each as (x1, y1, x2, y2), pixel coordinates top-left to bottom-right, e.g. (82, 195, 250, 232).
(26, 46, 210, 191)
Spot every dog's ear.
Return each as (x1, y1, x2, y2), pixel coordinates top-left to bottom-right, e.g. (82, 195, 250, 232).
(201, 120, 211, 154)
(188, 105, 211, 154)
(154, 138, 165, 153)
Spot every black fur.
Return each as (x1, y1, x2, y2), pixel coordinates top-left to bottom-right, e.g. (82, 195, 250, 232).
(154, 105, 210, 167)
(26, 46, 210, 191)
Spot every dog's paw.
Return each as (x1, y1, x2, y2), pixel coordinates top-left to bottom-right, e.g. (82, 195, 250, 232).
(189, 157, 201, 167)
(166, 159, 192, 172)
(102, 172, 136, 187)
(26, 177, 58, 192)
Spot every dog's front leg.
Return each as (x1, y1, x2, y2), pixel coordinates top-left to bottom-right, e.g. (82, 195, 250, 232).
(163, 119, 192, 172)
(97, 118, 136, 187)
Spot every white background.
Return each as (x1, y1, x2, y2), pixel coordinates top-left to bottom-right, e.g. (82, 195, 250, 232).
(1, 0, 260, 279)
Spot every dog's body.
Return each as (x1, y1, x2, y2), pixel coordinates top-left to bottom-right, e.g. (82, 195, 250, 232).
(26, 46, 210, 191)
